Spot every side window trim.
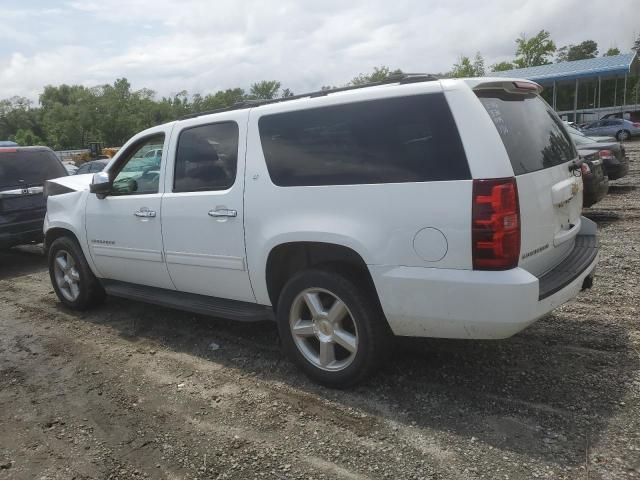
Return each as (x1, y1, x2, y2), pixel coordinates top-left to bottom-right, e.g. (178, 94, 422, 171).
(172, 120, 240, 193)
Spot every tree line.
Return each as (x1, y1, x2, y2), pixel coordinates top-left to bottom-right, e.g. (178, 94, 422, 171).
(1, 33, 638, 150)
(449, 30, 636, 77)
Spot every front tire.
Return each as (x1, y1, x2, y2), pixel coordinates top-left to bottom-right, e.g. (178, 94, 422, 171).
(48, 236, 105, 310)
(616, 130, 630, 141)
(276, 267, 391, 388)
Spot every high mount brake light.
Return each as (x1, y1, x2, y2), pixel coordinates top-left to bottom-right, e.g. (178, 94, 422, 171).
(472, 177, 521, 270)
(0, 148, 18, 153)
(512, 81, 538, 91)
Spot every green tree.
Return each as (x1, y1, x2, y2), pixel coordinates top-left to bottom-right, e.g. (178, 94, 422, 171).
(349, 66, 403, 85)
(250, 80, 281, 100)
(450, 53, 485, 78)
(513, 30, 556, 68)
(556, 40, 598, 62)
(603, 47, 621, 56)
(490, 61, 515, 72)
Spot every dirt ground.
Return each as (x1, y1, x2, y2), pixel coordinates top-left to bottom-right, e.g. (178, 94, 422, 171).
(1, 145, 639, 480)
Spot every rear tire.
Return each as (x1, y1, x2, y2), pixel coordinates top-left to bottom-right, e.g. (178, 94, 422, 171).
(276, 267, 391, 388)
(48, 236, 105, 310)
(616, 130, 630, 141)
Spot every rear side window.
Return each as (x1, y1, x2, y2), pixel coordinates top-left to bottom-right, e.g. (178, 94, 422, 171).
(477, 91, 576, 175)
(258, 93, 470, 186)
(174, 122, 239, 192)
(0, 149, 67, 189)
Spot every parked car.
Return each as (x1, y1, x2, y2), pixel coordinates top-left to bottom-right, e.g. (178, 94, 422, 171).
(581, 118, 640, 141)
(578, 150, 609, 208)
(602, 110, 640, 123)
(563, 121, 615, 142)
(0, 140, 18, 147)
(0, 146, 67, 249)
(63, 162, 78, 175)
(43, 76, 598, 387)
(75, 159, 108, 175)
(565, 125, 629, 180)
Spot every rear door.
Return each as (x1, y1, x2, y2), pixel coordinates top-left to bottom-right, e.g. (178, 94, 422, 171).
(160, 112, 255, 303)
(476, 89, 582, 276)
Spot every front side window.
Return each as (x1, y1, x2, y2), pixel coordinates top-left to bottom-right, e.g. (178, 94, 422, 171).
(258, 94, 470, 187)
(174, 122, 239, 192)
(111, 134, 165, 195)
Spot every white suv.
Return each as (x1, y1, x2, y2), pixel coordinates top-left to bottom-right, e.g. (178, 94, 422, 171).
(44, 76, 598, 387)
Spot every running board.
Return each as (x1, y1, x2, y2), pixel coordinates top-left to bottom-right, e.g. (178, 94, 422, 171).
(101, 280, 274, 322)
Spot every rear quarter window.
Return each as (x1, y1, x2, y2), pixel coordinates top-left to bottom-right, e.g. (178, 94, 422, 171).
(0, 149, 67, 189)
(258, 93, 470, 186)
(477, 91, 576, 175)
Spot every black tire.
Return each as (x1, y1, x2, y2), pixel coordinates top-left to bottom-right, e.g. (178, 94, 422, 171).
(616, 130, 630, 141)
(276, 267, 391, 388)
(48, 236, 105, 310)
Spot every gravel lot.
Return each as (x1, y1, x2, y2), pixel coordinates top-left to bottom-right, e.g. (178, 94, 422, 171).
(1, 143, 639, 480)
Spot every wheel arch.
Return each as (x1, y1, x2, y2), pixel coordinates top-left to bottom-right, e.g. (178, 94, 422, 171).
(264, 241, 381, 314)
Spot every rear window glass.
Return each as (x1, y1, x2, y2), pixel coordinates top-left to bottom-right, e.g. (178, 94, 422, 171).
(258, 93, 470, 186)
(0, 149, 67, 189)
(477, 91, 576, 175)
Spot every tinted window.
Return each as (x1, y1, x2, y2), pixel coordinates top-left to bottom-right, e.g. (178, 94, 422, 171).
(111, 135, 165, 195)
(0, 149, 67, 189)
(477, 91, 576, 175)
(174, 122, 239, 192)
(258, 94, 470, 186)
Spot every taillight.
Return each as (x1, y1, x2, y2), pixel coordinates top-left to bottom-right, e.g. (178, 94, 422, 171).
(0, 148, 18, 153)
(633, 122, 640, 128)
(581, 162, 591, 175)
(598, 149, 614, 160)
(472, 177, 520, 270)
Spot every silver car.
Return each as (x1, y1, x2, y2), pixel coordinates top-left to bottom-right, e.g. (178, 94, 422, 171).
(581, 118, 640, 141)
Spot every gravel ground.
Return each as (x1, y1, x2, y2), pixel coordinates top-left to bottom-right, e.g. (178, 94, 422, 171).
(1, 143, 639, 480)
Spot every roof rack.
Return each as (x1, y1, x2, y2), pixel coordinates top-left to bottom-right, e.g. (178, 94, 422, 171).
(180, 73, 438, 120)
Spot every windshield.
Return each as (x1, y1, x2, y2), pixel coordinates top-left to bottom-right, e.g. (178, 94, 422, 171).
(0, 149, 67, 189)
(477, 90, 576, 175)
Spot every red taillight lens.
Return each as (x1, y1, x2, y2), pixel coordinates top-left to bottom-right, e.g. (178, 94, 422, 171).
(0, 148, 18, 153)
(472, 177, 520, 270)
(598, 149, 614, 160)
(581, 162, 591, 175)
(633, 122, 640, 128)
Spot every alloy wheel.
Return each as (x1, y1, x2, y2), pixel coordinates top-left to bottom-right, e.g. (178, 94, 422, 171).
(53, 250, 81, 302)
(289, 288, 359, 372)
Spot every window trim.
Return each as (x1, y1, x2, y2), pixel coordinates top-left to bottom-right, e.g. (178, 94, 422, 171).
(108, 133, 166, 197)
(172, 120, 240, 193)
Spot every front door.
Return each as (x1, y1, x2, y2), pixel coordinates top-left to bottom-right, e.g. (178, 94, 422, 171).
(160, 112, 255, 302)
(85, 129, 174, 289)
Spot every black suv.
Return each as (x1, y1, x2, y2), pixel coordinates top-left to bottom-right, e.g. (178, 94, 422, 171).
(0, 146, 67, 249)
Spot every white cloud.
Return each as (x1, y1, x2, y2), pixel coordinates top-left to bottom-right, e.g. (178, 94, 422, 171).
(1, 0, 638, 101)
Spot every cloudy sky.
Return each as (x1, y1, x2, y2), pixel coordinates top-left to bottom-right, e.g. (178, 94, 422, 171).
(0, 0, 637, 101)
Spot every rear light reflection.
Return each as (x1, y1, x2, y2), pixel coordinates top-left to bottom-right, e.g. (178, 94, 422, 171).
(472, 177, 521, 270)
(598, 149, 614, 160)
(581, 163, 591, 175)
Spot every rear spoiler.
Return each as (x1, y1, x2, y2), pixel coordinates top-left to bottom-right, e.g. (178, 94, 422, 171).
(466, 78, 543, 95)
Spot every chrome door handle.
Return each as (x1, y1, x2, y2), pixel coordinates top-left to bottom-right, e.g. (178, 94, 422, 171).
(134, 209, 156, 218)
(208, 209, 237, 218)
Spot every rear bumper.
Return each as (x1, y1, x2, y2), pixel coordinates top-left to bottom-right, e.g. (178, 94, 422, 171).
(370, 217, 598, 339)
(604, 158, 629, 180)
(583, 173, 609, 207)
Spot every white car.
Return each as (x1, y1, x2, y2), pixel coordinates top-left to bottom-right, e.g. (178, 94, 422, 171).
(43, 76, 598, 387)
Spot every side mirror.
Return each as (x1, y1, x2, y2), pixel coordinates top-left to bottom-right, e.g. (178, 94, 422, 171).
(89, 172, 112, 199)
